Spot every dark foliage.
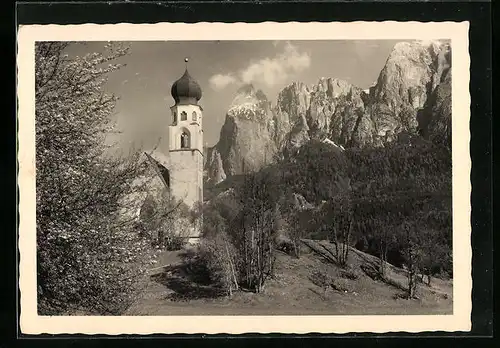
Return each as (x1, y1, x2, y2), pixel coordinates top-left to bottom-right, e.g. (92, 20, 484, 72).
(263, 134, 452, 279)
(281, 140, 351, 203)
(344, 135, 452, 277)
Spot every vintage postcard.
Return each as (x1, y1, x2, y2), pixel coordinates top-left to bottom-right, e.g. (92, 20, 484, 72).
(17, 21, 471, 334)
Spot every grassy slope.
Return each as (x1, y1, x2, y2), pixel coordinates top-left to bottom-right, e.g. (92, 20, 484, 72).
(125, 240, 452, 316)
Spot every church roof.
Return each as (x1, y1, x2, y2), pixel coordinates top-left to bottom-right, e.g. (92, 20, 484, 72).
(145, 149, 170, 167)
(171, 68, 202, 105)
(144, 151, 170, 189)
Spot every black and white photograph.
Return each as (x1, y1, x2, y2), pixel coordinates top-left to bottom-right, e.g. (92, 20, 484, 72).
(18, 22, 471, 334)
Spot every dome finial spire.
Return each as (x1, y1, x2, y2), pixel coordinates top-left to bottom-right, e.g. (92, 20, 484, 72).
(171, 58, 202, 104)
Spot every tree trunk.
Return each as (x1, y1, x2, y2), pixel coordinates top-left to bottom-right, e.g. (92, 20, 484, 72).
(343, 217, 352, 266)
(333, 227, 339, 261)
(407, 255, 418, 298)
(158, 229, 164, 248)
(407, 268, 414, 298)
(379, 243, 385, 276)
(225, 240, 238, 291)
(256, 230, 261, 293)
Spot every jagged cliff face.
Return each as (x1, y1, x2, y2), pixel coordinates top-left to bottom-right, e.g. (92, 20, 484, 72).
(205, 145, 226, 184)
(272, 81, 310, 149)
(205, 84, 277, 184)
(205, 40, 452, 185)
(368, 40, 451, 143)
(310, 78, 369, 147)
(418, 67, 452, 147)
(274, 78, 370, 154)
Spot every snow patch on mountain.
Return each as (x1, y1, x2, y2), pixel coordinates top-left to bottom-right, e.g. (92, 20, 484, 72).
(228, 102, 261, 117)
(322, 138, 345, 151)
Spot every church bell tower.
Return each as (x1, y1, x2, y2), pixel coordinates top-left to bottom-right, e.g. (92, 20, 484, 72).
(168, 58, 204, 239)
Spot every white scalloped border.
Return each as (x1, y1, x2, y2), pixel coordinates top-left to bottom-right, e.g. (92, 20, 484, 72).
(17, 21, 471, 335)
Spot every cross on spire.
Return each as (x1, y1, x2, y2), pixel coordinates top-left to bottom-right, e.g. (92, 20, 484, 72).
(184, 57, 189, 69)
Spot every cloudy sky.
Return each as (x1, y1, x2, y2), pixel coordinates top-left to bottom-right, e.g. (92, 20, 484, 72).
(67, 40, 401, 151)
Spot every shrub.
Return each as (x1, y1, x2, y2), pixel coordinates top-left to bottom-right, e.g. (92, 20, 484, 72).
(275, 235, 296, 256)
(310, 270, 332, 294)
(198, 233, 239, 296)
(229, 169, 279, 293)
(339, 268, 360, 280)
(309, 270, 351, 294)
(164, 235, 186, 251)
(138, 192, 193, 250)
(331, 278, 351, 293)
(202, 202, 228, 239)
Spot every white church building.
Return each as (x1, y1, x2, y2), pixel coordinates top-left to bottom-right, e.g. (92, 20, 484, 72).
(132, 61, 205, 244)
(167, 62, 204, 215)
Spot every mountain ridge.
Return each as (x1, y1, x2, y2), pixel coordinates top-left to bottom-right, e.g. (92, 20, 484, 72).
(205, 40, 452, 185)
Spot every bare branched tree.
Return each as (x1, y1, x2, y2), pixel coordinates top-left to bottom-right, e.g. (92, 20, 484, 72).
(229, 161, 277, 293)
(400, 221, 423, 298)
(328, 194, 353, 267)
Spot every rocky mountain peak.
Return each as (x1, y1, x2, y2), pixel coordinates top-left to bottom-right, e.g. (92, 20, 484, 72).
(313, 77, 354, 99)
(228, 83, 270, 121)
(235, 83, 256, 95)
(204, 85, 277, 185)
(368, 40, 452, 140)
(276, 82, 310, 111)
(232, 83, 269, 102)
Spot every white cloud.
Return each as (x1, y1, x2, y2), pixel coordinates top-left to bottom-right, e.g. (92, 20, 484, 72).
(209, 73, 238, 90)
(208, 42, 311, 90)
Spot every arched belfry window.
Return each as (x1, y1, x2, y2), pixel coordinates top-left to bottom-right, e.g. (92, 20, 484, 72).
(181, 111, 187, 121)
(192, 111, 198, 122)
(180, 131, 190, 149)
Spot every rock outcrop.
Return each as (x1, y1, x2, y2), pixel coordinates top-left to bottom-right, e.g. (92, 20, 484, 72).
(274, 78, 371, 160)
(205, 84, 277, 185)
(272, 81, 311, 149)
(418, 67, 452, 147)
(204, 146, 226, 185)
(368, 40, 451, 143)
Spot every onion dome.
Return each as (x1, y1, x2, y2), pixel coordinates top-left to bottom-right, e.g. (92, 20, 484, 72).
(171, 59, 202, 105)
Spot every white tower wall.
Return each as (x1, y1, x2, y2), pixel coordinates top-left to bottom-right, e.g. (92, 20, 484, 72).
(168, 103, 204, 241)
